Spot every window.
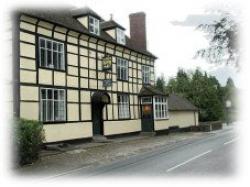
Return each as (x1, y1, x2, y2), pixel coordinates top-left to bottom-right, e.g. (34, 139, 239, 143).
(118, 94, 130, 119)
(153, 97, 168, 119)
(117, 58, 128, 81)
(142, 65, 150, 84)
(89, 16, 100, 35)
(141, 97, 153, 119)
(40, 88, 65, 122)
(117, 28, 126, 45)
(39, 37, 65, 70)
(141, 97, 152, 104)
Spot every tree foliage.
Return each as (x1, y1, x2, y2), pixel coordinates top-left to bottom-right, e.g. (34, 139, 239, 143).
(159, 69, 235, 122)
(155, 74, 167, 93)
(195, 14, 239, 69)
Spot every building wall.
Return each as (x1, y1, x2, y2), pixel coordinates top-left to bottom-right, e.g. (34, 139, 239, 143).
(106, 29, 116, 39)
(154, 111, 199, 131)
(43, 122, 93, 142)
(18, 14, 155, 142)
(77, 16, 88, 29)
(104, 119, 141, 136)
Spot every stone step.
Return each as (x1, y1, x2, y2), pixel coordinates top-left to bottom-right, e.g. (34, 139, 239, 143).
(92, 135, 111, 143)
(140, 132, 156, 136)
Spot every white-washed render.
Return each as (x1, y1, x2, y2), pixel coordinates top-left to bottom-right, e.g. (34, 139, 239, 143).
(154, 94, 199, 131)
(14, 7, 198, 143)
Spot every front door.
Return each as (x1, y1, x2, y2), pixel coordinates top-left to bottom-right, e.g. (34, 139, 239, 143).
(141, 97, 154, 132)
(92, 103, 104, 135)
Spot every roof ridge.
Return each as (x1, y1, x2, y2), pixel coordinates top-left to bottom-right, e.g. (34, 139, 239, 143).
(20, 8, 157, 58)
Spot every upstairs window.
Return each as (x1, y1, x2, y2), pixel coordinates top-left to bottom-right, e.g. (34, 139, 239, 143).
(118, 94, 130, 119)
(40, 88, 65, 122)
(39, 37, 65, 70)
(153, 97, 169, 119)
(117, 58, 128, 81)
(142, 65, 150, 84)
(89, 16, 100, 35)
(117, 28, 126, 45)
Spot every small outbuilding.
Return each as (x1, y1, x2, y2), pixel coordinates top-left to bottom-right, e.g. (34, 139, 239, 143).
(154, 94, 199, 131)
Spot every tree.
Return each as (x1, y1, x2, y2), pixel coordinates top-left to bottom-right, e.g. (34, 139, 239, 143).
(195, 14, 239, 69)
(224, 77, 236, 108)
(166, 68, 191, 98)
(226, 77, 235, 88)
(165, 68, 225, 121)
(155, 74, 167, 93)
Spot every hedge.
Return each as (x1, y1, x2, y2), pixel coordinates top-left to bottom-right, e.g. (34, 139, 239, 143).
(14, 118, 45, 165)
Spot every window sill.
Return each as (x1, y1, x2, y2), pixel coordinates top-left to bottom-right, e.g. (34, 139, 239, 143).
(117, 79, 129, 82)
(42, 121, 67, 124)
(117, 118, 131, 120)
(39, 66, 66, 72)
(154, 118, 170, 121)
(117, 41, 126, 45)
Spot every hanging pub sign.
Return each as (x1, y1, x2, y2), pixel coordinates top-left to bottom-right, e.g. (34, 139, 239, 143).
(103, 79, 112, 87)
(102, 56, 112, 71)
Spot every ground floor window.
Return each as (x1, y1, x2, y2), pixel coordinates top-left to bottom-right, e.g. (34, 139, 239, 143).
(153, 96, 168, 119)
(118, 94, 130, 119)
(40, 88, 65, 122)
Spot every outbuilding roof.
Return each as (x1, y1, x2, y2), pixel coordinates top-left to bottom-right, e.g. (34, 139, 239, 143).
(18, 7, 156, 59)
(168, 94, 198, 111)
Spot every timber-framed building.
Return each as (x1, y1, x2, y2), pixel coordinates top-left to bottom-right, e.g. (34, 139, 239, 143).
(13, 7, 198, 143)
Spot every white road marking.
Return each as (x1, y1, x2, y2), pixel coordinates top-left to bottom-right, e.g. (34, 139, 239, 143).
(166, 150, 212, 172)
(41, 166, 88, 181)
(224, 138, 238, 145)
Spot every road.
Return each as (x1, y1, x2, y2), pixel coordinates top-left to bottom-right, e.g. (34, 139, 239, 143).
(51, 127, 237, 178)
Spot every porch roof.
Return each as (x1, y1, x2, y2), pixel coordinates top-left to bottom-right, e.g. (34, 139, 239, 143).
(139, 85, 168, 97)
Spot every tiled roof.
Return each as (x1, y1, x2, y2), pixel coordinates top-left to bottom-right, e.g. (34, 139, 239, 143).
(139, 85, 168, 96)
(101, 20, 125, 30)
(71, 7, 103, 20)
(168, 94, 198, 111)
(18, 7, 156, 59)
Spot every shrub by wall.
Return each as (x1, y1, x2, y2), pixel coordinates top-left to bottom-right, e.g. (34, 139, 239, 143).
(15, 118, 45, 165)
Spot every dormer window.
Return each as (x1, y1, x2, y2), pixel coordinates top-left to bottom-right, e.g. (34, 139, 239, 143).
(89, 16, 100, 35)
(117, 28, 126, 45)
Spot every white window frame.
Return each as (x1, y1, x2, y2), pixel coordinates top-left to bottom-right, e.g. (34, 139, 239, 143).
(117, 57, 128, 81)
(39, 37, 65, 70)
(116, 28, 126, 45)
(142, 65, 150, 84)
(141, 97, 152, 105)
(40, 88, 66, 122)
(118, 94, 130, 119)
(89, 16, 100, 35)
(153, 96, 169, 120)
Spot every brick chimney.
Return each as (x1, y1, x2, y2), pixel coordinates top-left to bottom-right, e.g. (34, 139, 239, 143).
(129, 12, 147, 50)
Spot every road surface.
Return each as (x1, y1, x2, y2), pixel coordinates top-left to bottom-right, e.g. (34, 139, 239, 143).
(50, 127, 237, 178)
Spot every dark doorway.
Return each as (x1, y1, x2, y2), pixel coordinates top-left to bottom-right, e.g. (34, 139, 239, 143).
(92, 103, 105, 135)
(91, 92, 110, 135)
(140, 97, 154, 132)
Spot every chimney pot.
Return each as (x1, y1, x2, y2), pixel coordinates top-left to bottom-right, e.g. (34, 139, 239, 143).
(110, 13, 113, 20)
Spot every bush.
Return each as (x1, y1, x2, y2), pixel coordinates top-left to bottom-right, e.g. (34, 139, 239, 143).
(14, 118, 45, 165)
